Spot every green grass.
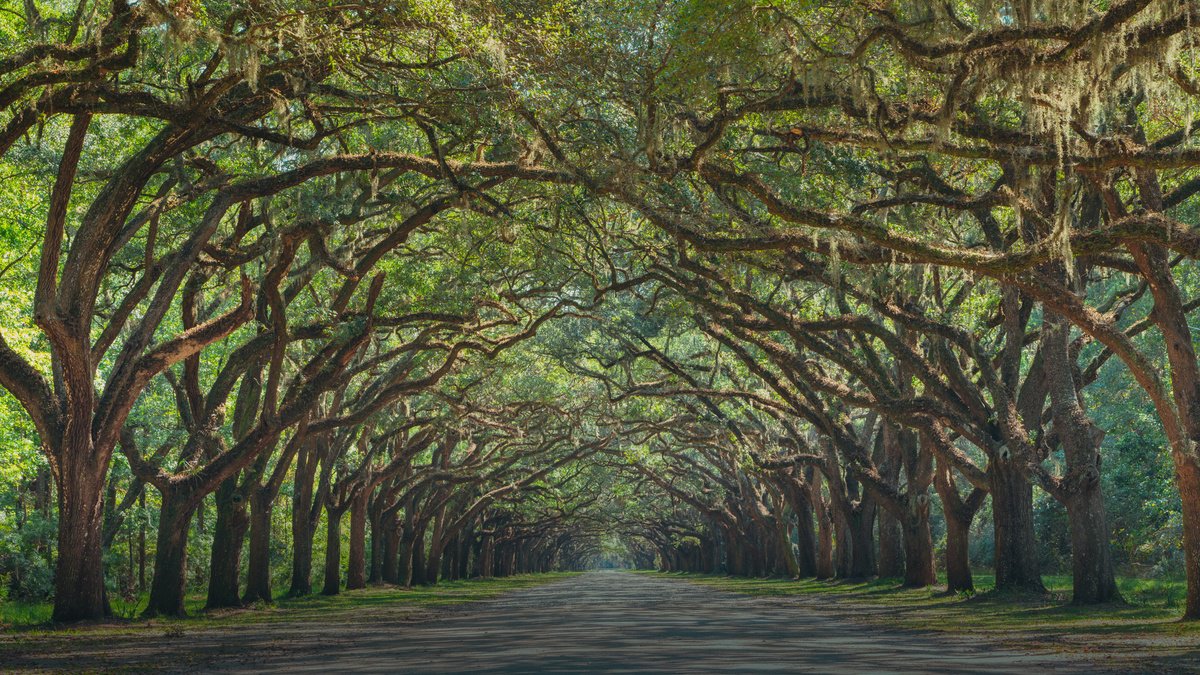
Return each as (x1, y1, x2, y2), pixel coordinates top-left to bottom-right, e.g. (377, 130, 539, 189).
(639, 570, 1199, 639)
(0, 600, 52, 628)
(0, 572, 577, 637)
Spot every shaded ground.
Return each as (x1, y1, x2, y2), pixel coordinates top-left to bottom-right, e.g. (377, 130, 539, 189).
(3, 570, 1161, 673)
(675, 572, 1200, 671)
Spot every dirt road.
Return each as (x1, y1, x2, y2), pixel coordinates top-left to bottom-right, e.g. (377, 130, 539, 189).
(4, 571, 1102, 673)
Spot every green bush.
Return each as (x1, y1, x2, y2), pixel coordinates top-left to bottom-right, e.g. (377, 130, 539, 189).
(0, 530, 54, 602)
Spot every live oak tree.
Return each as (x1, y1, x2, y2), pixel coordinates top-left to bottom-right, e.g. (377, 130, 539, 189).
(507, 0, 1200, 613)
(6, 0, 1200, 628)
(0, 0, 575, 620)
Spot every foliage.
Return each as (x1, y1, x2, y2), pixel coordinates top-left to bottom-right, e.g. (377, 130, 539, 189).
(1, 0, 1200, 634)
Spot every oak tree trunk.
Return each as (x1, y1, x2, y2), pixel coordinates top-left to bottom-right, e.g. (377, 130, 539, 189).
(368, 501, 388, 584)
(410, 520, 428, 586)
(144, 490, 196, 617)
(846, 507, 877, 579)
(383, 519, 401, 584)
(877, 436, 904, 578)
(877, 511, 903, 579)
(935, 463, 978, 594)
(1065, 486, 1120, 604)
(943, 507, 974, 594)
(901, 496, 936, 588)
(322, 507, 346, 595)
(51, 455, 110, 622)
(811, 478, 835, 579)
(990, 460, 1044, 593)
(1044, 307, 1120, 604)
(205, 477, 249, 609)
(346, 492, 369, 590)
(1176, 455, 1200, 619)
(243, 489, 273, 603)
(289, 514, 316, 597)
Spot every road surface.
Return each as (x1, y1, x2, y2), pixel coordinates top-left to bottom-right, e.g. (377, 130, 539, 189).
(5, 571, 1099, 673)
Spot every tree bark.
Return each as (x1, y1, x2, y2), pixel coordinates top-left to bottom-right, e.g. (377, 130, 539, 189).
(383, 517, 401, 584)
(243, 488, 273, 603)
(1044, 309, 1120, 604)
(784, 477, 818, 578)
(943, 505, 974, 593)
(810, 475, 835, 579)
(479, 532, 495, 578)
(900, 428, 936, 588)
(775, 503, 801, 578)
(397, 495, 419, 586)
(288, 443, 325, 597)
(205, 476, 249, 609)
(456, 529, 473, 580)
(934, 457, 981, 594)
(51, 455, 110, 621)
(443, 535, 460, 581)
(144, 489, 196, 617)
(878, 510, 903, 578)
(845, 505, 877, 579)
(901, 494, 936, 587)
(409, 519, 428, 586)
(877, 432, 904, 578)
(322, 506, 346, 595)
(1128, 184, 1200, 619)
(1176, 455, 1200, 619)
(1064, 486, 1119, 603)
(290, 514, 316, 597)
(368, 496, 389, 584)
(346, 491, 369, 590)
(989, 459, 1044, 593)
(138, 490, 147, 593)
(425, 524, 447, 585)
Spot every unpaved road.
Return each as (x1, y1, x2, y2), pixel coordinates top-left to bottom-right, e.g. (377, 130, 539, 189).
(5, 571, 1110, 673)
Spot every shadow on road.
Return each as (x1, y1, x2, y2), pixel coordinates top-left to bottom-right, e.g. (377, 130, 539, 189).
(5, 571, 1105, 673)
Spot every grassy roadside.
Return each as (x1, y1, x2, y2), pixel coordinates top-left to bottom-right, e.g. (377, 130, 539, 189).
(0, 572, 578, 648)
(635, 570, 1200, 642)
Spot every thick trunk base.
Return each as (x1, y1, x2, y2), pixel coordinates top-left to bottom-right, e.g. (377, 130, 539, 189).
(1066, 488, 1121, 605)
(901, 500, 936, 588)
(243, 492, 273, 604)
(52, 466, 110, 622)
(205, 480, 248, 609)
(144, 494, 195, 618)
(990, 462, 1045, 594)
(1175, 453, 1200, 619)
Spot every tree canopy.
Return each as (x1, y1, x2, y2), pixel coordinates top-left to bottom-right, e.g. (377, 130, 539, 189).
(3, 0, 1200, 627)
